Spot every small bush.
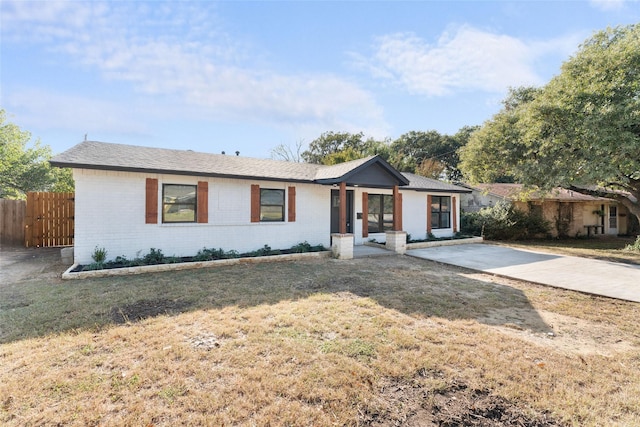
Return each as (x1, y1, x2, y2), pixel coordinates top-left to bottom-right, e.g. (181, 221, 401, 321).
(624, 235, 640, 252)
(461, 201, 550, 240)
(143, 248, 165, 265)
(91, 246, 107, 264)
(291, 241, 312, 253)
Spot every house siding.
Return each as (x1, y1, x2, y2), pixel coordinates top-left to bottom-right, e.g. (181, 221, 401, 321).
(72, 169, 330, 264)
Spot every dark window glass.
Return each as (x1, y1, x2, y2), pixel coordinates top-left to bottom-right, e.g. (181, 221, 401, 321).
(431, 196, 451, 229)
(163, 184, 197, 223)
(260, 189, 284, 222)
(368, 194, 394, 233)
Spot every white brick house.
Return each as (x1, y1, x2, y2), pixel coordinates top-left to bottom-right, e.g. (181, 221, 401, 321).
(51, 141, 470, 264)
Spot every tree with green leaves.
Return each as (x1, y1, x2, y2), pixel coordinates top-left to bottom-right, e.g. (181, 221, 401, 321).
(301, 131, 392, 165)
(0, 110, 74, 198)
(391, 127, 476, 180)
(459, 24, 640, 223)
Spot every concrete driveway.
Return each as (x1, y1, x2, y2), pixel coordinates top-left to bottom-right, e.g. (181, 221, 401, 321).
(407, 244, 640, 303)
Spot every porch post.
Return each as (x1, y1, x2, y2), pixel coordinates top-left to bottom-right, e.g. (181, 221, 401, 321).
(387, 185, 406, 254)
(392, 185, 402, 231)
(427, 195, 432, 234)
(452, 196, 457, 233)
(339, 181, 347, 235)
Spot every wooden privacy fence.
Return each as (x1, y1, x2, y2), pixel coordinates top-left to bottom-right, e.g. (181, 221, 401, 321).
(25, 192, 75, 247)
(0, 199, 26, 246)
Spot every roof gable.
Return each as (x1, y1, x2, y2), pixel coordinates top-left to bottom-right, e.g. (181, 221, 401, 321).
(315, 156, 409, 187)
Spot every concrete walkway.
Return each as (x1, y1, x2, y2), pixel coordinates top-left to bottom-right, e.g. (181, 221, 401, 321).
(407, 244, 640, 303)
(353, 244, 396, 258)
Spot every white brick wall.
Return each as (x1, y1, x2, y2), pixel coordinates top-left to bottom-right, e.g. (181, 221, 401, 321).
(72, 169, 331, 264)
(72, 168, 462, 264)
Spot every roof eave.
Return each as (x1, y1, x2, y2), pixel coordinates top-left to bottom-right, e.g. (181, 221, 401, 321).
(49, 161, 315, 184)
(404, 187, 472, 193)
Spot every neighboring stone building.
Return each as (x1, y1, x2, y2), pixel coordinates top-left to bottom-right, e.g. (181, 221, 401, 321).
(461, 183, 631, 237)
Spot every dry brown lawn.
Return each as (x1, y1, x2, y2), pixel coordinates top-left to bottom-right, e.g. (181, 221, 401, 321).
(1, 250, 639, 426)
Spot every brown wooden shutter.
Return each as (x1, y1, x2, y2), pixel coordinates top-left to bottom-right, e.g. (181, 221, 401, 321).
(426, 194, 432, 233)
(452, 196, 457, 233)
(145, 178, 158, 224)
(251, 184, 260, 222)
(197, 181, 208, 223)
(362, 192, 368, 237)
(288, 186, 296, 222)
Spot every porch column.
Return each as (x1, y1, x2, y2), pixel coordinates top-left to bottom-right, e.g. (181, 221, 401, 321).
(339, 181, 347, 235)
(427, 195, 432, 234)
(392, 185, 402, 231)
(387, 185, 406, 254)
(452, 196, 457, 233)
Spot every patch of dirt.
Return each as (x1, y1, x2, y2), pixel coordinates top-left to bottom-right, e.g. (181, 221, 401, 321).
(362, 372, 561, 426)
(109, 298, 193, 324)
(0, 246, 66, 285)
(480, 308, 636, 357)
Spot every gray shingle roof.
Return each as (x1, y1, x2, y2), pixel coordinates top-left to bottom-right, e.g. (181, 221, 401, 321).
(51, 141, 322, 182)
(51, 141, 411, 186)
(401, 172, 471, 193)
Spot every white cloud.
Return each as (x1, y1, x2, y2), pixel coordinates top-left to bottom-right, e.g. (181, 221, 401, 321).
(589, 0, 628, 11)
(362, 25, 579, 97)
(1, 1, 388, 138)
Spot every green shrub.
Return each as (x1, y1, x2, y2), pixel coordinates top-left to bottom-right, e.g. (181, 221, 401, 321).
(91, 246, 107, 264)
(84, 262, 106, 271)
(142, 248, 165, 265)
(461, 201, 550, 240)
(624, 235, 640, 252)
(291, 241, 312, 253)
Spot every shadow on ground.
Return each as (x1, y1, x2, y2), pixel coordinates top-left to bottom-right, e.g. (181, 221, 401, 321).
(0, 246, 553, 344)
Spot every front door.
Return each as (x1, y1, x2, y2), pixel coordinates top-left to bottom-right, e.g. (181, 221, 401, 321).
(330, 189, 354, 234)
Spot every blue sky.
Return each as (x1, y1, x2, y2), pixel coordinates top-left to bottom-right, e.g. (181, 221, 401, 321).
(1, 0, 639, 159)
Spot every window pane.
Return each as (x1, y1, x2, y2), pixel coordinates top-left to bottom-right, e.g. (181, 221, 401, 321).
(431, 214, 440, 229)
(431, 197, 441, 213)
(440, 197, 450, 212)
(368, 195, 381, 233)
(440, 213, 450, 228)
(261, 189, 284, 205)
(383, 213, 393, 231)
(383, 195, 394, 214)
(164, 185, 196, 204)
(163, 184, 197, 223)
(259, 189, 284, 222)
(164, 205, 196, 222)
(368, 194, 394, 233)
(261, 205, 283, 221)
(368, 214, 381, 233)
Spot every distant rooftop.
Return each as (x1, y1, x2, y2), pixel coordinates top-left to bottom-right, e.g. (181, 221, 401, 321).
(470, 183, 612, 202)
